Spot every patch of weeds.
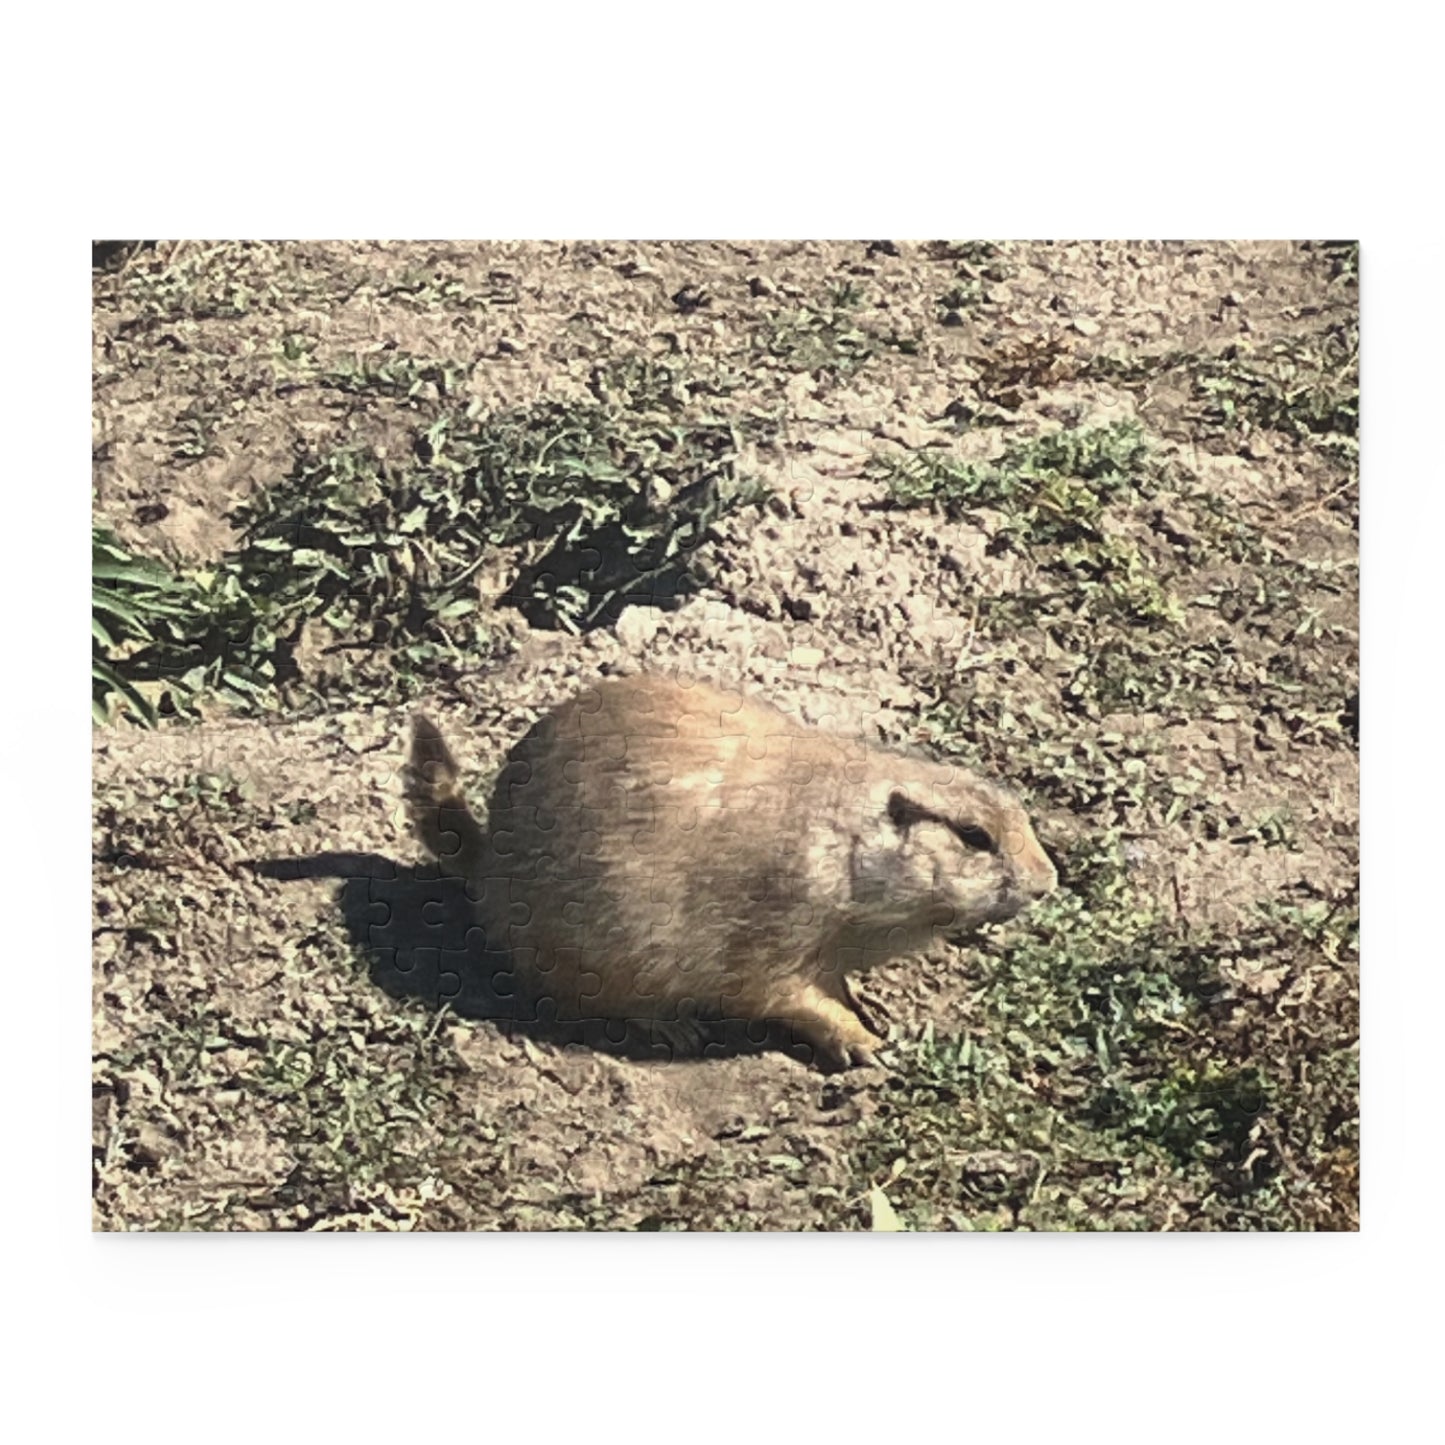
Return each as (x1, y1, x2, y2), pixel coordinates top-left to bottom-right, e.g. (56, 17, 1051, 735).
(320, 350, 470, 402)
(1184, 562, 1357, 748)
(924, 694, 1215, 832)
(245, 1012, 463, 1217)
(1052, 535, 1186, 628)
(93, 525, 271, 724)
(1083, 320, 1358, 466)
(1071, 632, 1196, 712)
(91, 354, 766, 722)
(113, 1007, 237, 1090)
(1192, 332, 1358, 454)
(92, 770, 275, 892)
(888, 414, 1355, 734)
(220, 435, 501, 705)
(376, 267, 494, 311)
(92, 524, 283, 724)
(1181, 489, 1282, 566)
(1040, 618, 1251, 719)
(880, 422, 1180, 633)
(94, 525, 192, 725)
(1083, 1061, 1270, 1170)
(836, 836, 1357, 1229)
(1198, 562, 1352, 646)
(877, 420, 1151, 533)
(163, 770, 258, 816)
(238, 354, 759, 649)
(112, 241, 285, 323)
(758, 283, 917, 375)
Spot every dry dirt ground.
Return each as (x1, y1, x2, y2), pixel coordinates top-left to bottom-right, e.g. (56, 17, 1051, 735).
(92, 240, 1358, 1230)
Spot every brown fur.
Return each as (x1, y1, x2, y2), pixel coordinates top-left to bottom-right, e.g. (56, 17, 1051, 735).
(403, 675, 1056, 1069)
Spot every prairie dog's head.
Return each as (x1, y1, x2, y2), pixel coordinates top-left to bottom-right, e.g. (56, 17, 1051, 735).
(846, 761, 1057, 937)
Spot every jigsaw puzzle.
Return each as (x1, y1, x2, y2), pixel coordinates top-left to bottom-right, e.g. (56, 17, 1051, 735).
(92, 240, 1360, 1231)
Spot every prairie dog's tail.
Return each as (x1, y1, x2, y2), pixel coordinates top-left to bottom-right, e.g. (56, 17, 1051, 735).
(404, 715, 489, 878)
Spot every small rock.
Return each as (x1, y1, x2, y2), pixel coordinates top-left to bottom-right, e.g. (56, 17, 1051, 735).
(899, 594, 935, 627)
(614, 606, 661, 652)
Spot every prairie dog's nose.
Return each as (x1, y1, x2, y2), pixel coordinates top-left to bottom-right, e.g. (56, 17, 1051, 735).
(1019, 847, 1058, 899)
(1000, 824, 1057, 900)
(1035, 855, 1059, 897)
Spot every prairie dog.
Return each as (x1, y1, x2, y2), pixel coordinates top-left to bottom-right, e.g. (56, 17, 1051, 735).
(404, 674, 1056, 1069)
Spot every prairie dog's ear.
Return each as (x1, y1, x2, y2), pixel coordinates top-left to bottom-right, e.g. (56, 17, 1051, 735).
(407, 714, 463, 801)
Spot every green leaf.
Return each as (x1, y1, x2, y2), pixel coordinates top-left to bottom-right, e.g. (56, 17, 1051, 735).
(92, 657, 157, 726)
(92, 555, 174, 586)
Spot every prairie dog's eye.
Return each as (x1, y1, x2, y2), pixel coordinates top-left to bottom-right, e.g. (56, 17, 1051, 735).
(950, 821, 996, 853)
(887, 791, 926, 830)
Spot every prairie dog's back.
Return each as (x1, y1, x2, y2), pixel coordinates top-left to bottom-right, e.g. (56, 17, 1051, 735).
(485, 675, 894, 897)
(498, 673, 863, 820)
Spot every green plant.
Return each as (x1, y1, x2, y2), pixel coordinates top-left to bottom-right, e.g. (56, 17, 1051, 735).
(93, 354, 768, 724)
(238, 355, 761, 648)
(877, 421, 1150, 531)
(1193, 334, 1358, 451)
(758, 285, 919, 374)
(92, 527, 197, 724)
(760, 291, 875, 375)
(880, 422, 1181, 642)
(93, 525, 285, 726)
(834, 833, 1357, 1230)
(115, 241, 284, 322)
(321, 351, 469, 400)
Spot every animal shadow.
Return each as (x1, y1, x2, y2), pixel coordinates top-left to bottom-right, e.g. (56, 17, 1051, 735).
(249, 853, 808, 1066)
